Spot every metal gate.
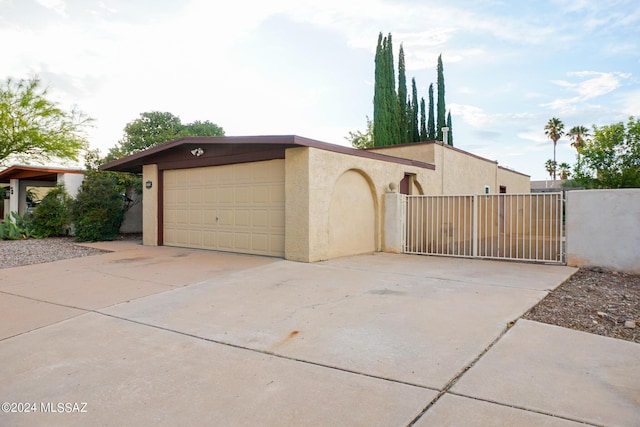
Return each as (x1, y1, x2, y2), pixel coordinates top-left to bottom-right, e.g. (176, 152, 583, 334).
(402, 193, 564, 263)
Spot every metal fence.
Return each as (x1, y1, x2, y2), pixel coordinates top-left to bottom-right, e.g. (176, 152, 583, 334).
(402, 193, 564, 263)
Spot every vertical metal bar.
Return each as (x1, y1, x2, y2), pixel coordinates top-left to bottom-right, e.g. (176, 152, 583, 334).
(542, 196, 547, 260)
(473, 195, 478, 257)
(515, 195, 519, 259)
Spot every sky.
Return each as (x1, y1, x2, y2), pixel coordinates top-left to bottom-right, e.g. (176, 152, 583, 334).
(1, 0, 639, 180)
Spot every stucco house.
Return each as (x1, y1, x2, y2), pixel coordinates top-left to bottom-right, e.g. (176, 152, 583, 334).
(101, 135, 529, 262)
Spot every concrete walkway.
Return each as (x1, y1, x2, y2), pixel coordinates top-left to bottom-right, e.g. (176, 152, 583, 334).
(0, 242, 638, 426)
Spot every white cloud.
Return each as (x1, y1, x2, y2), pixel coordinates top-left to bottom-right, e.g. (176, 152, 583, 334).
(450, 103, 535, 129)
(544, 71, 631, 112)
(36, 0, 67, 17)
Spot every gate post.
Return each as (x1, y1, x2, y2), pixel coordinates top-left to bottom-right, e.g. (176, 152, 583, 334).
(383, 185, 404, 253)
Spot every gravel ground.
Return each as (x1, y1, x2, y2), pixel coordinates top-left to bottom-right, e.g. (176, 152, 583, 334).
(524, 269, 640, 344)
(2, 238, 638, 344)
(0, 235, 141, 269)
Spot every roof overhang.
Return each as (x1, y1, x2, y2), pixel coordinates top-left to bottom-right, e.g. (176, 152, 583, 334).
(100, 135, 436, 174)
(0, 165, 85, 182)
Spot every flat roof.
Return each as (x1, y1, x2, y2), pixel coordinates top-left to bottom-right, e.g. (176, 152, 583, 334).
(0, 165, 85, 182)
(100, 135, 436, 173)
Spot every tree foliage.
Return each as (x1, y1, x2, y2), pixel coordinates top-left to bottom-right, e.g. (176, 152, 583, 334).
(544, 159, 556, 179)
(397, 44, 409, 144)
(436, 55, 446, 142)
(544, 117, 564, 180)
(373, 33, 399, 146)
(346, 116, 374, 149)
(568, 125, 589, 155)
(0, 76, 90, 166)
(30, 184, 71, 237)
(419, 97, 427, 141)
(573, 117, 640, 189)
(427, 83, 435, 140)
(558, 162, 571, 180)
(410, 78, 420, 142)
(106, 112, 224, 161)
(369, 34, 451, 147)
(446, 111, 453, 146)
(72, 171, 128, 241)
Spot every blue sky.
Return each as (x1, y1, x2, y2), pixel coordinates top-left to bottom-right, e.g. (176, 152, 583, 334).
(2, 0, 638, 179)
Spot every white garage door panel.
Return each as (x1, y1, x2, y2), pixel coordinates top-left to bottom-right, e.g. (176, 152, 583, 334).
(163, 160, 285, 257)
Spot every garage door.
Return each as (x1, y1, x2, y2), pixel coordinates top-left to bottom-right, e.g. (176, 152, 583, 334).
(163, 160, 285, 257)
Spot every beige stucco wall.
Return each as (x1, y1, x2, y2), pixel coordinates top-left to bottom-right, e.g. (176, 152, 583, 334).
(142, 164, 158, 246)
(370, 142, 530, 194)
(497, 167, 530, 193)
(284, 147, 434, 262)
(327, 170, 376, 258)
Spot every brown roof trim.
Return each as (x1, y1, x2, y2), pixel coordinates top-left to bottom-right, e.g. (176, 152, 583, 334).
(100, 135, 436, 173)
(368, 140, 500, 165)
(498, 165, 530, 178)
(0, 165, 84, 181)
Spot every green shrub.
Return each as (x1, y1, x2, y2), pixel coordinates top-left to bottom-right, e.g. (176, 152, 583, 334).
(0, 212, 36, 240)
(72, 171, 127, 242)
(31, 184, 71, 237)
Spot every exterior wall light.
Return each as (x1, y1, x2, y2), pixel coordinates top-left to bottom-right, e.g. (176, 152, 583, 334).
(145, 180, 153, 189)
(190, 148, 204, 157)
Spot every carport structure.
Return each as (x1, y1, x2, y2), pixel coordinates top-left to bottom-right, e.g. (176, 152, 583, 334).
(0, 165, 84, 218)
(102, 135, 435, 262)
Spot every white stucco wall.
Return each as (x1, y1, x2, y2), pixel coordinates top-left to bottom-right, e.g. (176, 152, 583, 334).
(566, 189, 640, 273)
(58, 173, 85, 197)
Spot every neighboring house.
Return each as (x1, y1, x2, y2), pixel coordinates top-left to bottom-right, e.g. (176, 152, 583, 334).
(102, 135, 529, 262)
(0, 165, 85, 218)
(0, 165, 142, 234)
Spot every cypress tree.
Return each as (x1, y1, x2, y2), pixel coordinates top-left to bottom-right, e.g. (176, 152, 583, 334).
(385, 34, 399, 145)
(373, 33, 385, 146)
(419, 97, 427, 141)
(411, 78, 419, 142)
(397, 44, 408, 144)
(427, 83, 435, 140)
(447, 111, 453, 146)
(436, 54, 446, 141)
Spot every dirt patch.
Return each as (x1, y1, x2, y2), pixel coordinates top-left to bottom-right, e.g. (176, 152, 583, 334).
(524, 269, 640, 344)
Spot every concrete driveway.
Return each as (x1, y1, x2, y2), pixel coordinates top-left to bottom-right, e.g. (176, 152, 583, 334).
(1, 242, 638, 426)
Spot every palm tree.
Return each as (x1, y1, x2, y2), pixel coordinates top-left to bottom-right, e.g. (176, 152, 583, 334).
(567, 125, 589, 157)
(544, 118, 564, 180)
(558, 162, 571, 180)
(544, 159, 556, 180)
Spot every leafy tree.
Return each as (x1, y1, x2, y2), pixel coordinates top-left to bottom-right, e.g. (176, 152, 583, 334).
(346, 116, 374, 149)
(427, 83, 435, 140)
(419, 97, 427, 141)
(567, 125, 589, 157)
(573, 117, 640, 188)
(436, 55, 446, 141)
(105, 112, 224, 161)
(544, 117, 564, 180)
(558, 162, 571, 180)
(446, 111, 453, 146)
(544, 159, 557, 179)
(183, 120, 225, 137)
(0, 76, 90, 166)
